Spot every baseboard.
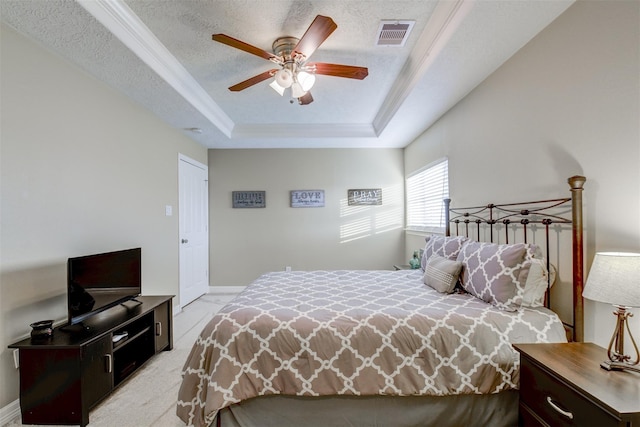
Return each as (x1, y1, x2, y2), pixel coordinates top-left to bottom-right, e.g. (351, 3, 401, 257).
(209, 285, 245, 295)
(0, 399, 20, 426)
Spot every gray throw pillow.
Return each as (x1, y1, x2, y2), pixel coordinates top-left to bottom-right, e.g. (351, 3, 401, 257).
(423, 254, 463, 294)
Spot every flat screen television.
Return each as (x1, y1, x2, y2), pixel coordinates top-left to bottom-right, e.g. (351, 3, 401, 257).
(67, 248, 142, 326)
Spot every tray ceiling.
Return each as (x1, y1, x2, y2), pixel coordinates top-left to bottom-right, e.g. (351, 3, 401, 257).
(0, 0, 574, 149)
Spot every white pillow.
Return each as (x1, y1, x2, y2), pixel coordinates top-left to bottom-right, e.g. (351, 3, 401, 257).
(522, 259, 557, 307)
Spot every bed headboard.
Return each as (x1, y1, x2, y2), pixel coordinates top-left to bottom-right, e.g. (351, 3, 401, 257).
(444, 176, 586, 342)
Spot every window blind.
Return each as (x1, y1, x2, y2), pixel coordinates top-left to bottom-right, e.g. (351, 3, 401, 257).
(406, 158, 449, 232)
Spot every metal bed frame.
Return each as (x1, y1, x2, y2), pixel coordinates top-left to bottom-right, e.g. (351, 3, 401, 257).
(444, 175, 586, 341)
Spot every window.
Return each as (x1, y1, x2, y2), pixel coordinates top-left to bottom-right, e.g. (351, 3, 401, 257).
(405, 158, 449, 233)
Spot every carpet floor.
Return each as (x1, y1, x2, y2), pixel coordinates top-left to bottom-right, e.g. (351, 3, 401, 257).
(7, 291, 239, 427)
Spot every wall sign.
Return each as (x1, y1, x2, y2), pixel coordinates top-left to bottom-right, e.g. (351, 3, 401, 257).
(290, 190, 325, 208)
(232, 191, 265, 208)
(348, 188, 382, 206)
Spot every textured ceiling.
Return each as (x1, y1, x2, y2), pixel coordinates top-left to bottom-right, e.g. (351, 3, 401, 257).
(0, 0, 574, 149)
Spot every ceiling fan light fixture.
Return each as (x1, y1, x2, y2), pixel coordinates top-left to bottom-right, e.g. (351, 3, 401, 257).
(269, 79, 286, 96)
(291, 82, 307, 99)
(274, 68, 293, 88)
(297, 71, 316, 92)
(213, 15, 367, 106)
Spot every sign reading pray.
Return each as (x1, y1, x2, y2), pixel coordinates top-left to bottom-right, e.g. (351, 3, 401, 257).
(348, 189, 382, 206)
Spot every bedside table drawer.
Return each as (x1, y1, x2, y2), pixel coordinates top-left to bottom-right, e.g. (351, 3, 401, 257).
(520, 357, 620, 427)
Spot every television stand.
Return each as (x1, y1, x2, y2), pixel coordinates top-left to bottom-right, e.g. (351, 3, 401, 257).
(9, 295, 173, 427)
(58, 321, 92, 333)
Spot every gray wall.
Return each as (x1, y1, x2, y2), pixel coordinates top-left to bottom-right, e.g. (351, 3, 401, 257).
(208, 148, 406, 286)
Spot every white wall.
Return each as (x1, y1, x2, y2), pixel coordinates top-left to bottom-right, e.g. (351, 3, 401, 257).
(208, 149, 405, 286)
(0, 24, 207, 409)
(404, 0, 640, 347)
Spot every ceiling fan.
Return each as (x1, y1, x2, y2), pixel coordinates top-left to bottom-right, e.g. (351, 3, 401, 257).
(212, 15, 368, 105)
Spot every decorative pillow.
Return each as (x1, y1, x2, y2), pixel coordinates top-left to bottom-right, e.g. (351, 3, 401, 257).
(421, 235, 469, 270)
(522, 259, 557, 307)
(457, 241, 535, 311)
(423, 254, 463, 294)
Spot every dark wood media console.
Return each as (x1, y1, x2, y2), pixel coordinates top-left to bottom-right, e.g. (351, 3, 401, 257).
(9, 295, 174, 426)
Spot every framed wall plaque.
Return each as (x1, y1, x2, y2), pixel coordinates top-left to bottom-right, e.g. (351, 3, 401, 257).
(290, 190, 325, 208)
(232, 191, 266, 208)
(348, 189, 382, 206)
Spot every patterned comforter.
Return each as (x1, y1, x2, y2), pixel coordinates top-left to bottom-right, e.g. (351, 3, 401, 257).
(177, 270, 566, 426)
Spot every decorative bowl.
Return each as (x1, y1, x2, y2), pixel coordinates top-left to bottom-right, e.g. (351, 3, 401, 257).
(30, 320, 54, 339)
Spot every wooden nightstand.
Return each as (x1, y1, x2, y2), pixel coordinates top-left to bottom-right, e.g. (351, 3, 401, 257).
(514, 342, 640, 427)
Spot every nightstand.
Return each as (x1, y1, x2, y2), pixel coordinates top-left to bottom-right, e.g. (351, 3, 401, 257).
(393, 264, 412, 270)
(514, 342, 640, 427)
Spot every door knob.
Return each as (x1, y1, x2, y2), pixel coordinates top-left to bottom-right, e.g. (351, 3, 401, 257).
(181, 239, 188, 244)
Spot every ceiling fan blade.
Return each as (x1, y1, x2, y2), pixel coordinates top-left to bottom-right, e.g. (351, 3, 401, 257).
(298, 92, 314, 105)
(213, 34, 278, 61)
(293, 15, 337, 59)
(310, 63, 368, 80)
(229, 69, 278, 91)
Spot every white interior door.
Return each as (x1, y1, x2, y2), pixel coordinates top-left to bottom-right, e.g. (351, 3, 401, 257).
(179, 155, 209, 307)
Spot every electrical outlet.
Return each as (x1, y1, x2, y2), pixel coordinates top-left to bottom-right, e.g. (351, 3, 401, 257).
(285, 266, 291, 272)
(13, 349, 19, 369)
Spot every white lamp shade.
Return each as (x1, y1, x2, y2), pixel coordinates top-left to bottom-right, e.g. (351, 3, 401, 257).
(269, 79, 285, 96)
(583, 252, 640, 307)
(297, 71, 316, 92)
(291, 82, 306, 99)
(274, 69, 293, 88)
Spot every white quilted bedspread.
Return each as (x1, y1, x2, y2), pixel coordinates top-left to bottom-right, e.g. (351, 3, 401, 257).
(177, 270, 566, 427)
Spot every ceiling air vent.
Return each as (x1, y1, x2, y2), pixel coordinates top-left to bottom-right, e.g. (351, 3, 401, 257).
(376, 20, 415, 47)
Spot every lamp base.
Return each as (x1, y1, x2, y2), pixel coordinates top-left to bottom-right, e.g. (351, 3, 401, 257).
(600, 360, 640, 374)
(601, 305, 640, 374)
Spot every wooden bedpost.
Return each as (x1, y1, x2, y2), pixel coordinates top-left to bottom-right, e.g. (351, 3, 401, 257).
(569, 175, 586, 342)
(444, 198, 451, 236)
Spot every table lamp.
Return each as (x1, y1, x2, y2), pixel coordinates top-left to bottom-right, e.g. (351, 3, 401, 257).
(582, 252, 640, 373)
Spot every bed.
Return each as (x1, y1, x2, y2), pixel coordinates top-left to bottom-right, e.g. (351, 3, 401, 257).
(177, 176, 586, 427)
